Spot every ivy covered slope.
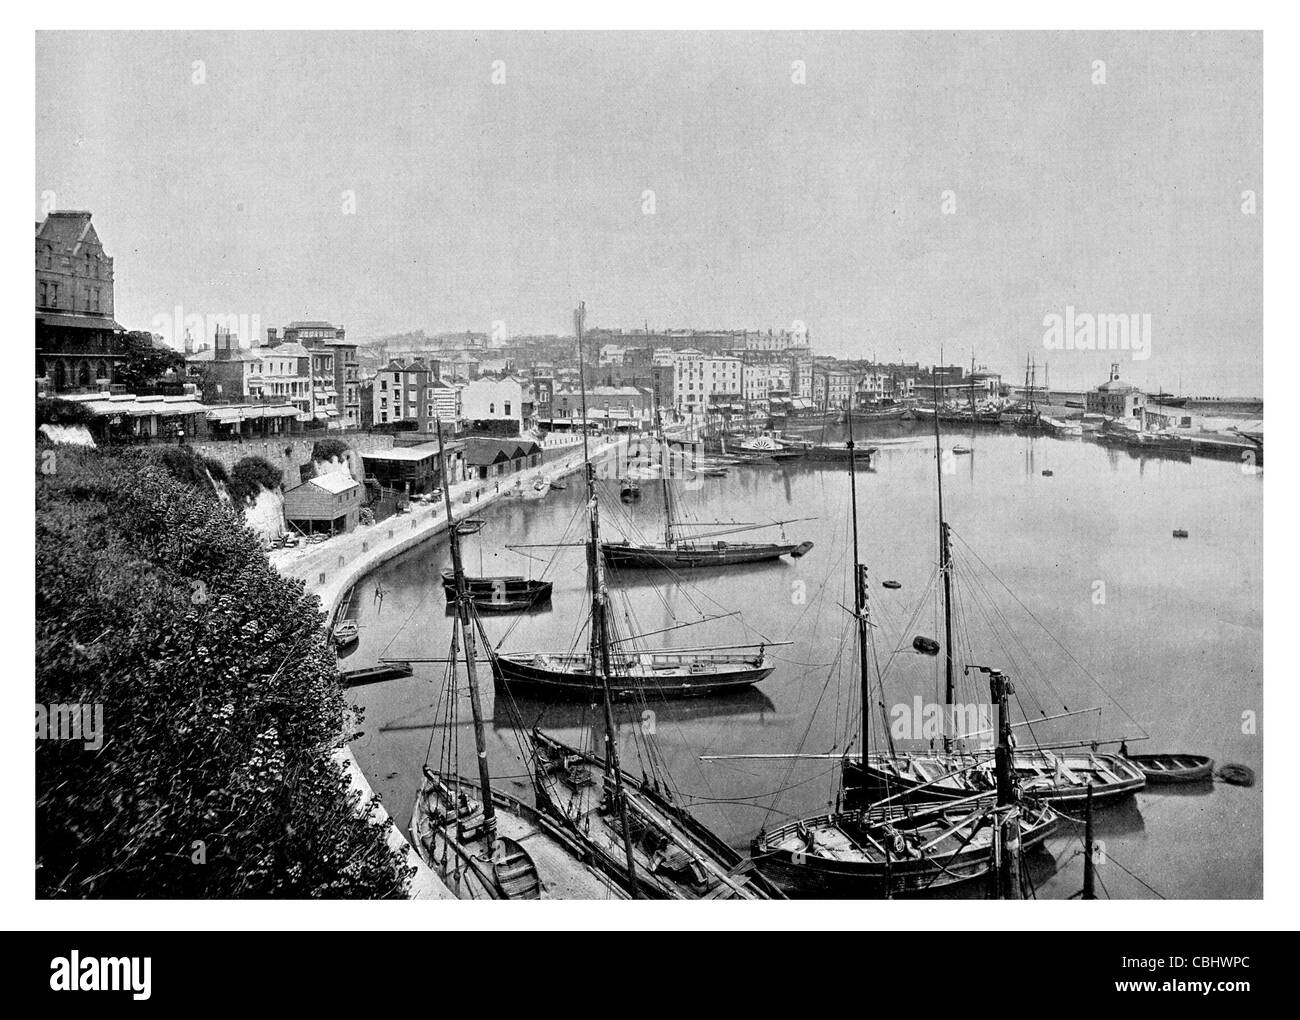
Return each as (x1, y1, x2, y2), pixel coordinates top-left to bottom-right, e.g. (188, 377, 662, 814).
(35, 445, 414, 897)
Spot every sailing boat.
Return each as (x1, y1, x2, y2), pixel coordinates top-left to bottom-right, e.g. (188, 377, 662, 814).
(749, 415, 1059, 898)
(409, 423, 626, 900)
(492, 304, 784, 899)
(840, 369, 1145, 807)
(488, 306, 781, 697)
(602, 401, 815, 569)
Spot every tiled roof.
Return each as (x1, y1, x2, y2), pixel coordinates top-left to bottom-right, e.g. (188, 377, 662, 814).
(35, 211, 97, 255)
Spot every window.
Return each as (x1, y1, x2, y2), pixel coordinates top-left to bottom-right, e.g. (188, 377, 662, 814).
(489, 403, 495, 414)
(380, 380, 387, 390)
(39, 282, 47, 306)
(380, 412, 388, 423)
(504, 402, 511, 416)
(50, 283, 58, 307)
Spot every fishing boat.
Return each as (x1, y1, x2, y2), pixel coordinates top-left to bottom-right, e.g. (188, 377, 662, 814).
(331, 619, 359, 648)
(1126, 753, 1214, 784)
(601, 413, 813, 570)
(490, 643, 774, 699)
(409, 419, 626, 901)
(440, 570, 552, 613)
(525, 730, 783, 899)
(746, 413, 1060, 898)
(843, 748, 1146, 806)
(754, 791, 1059, 898)
(841, 370, 1148, 808)
(487, 301, 783, 899)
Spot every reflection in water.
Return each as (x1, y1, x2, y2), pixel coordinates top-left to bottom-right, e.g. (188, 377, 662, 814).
(346, 427, 1261, 898)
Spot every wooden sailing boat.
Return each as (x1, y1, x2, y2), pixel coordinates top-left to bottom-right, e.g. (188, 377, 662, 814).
(601, 395, 814, 569)
(488, 305, 780, 698)
(409, 422, 626, 900)
(750, 415, 1059, 898)
(840, 367, 1146, 807)
(491, 304, 784, 899)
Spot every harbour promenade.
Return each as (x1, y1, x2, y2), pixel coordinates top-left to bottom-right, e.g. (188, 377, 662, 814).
(271, 433, 624, 899)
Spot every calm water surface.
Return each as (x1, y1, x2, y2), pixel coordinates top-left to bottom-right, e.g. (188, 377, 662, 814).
(345, 425, 1262, 899)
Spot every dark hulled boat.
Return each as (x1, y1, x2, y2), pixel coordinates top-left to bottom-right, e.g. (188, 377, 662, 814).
(753, 795, 1058, 898)
(490, 646, 774, 699)
(440, 569, 552, 612)
(602, 537, 805, 568)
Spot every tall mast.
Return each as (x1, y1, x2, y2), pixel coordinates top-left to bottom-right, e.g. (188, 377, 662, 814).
(576, 302, 639, 895)
(435, 416, 495, 841)
(933, 352, 957, 750)
(846, 411, 871, 769)
(653, 371, 673, 547)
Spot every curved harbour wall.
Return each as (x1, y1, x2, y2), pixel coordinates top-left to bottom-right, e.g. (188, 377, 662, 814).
(274, 435, 615, 899)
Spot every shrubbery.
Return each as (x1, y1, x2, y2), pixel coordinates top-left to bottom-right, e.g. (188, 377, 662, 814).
(228, 456, 282, 506)
(36, 446, 413, 897)
(311, 439, 349, 463)
(37, 398, 99, 429)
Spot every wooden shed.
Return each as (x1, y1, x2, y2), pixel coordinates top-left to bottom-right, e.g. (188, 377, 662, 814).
(283, 471, 362, 536)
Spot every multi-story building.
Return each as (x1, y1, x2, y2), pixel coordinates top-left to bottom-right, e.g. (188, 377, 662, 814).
(741, 361, 790, 409)
(549, 385, 653, 428)
(460, 376, 525, 431)
(667, 349, 743, 414)
(277, 321, 362, 429)
(185, 326, 264, 403)
(35, 210, 127, 391)
(372, 358, 460, 434)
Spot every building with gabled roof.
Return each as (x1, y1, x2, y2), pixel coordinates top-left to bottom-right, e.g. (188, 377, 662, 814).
(35, 210, 126, 392)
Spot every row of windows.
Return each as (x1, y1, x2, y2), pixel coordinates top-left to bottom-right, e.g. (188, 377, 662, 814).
(38, 281, 104, 312)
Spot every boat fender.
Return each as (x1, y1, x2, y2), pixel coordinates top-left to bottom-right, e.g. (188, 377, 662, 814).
(1216, 763, 1256, 787)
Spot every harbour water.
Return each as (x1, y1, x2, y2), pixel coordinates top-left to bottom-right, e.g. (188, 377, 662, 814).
(344, 424, 1262, 899)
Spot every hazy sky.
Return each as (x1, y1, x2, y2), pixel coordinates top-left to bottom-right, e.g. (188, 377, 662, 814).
(36, 31, 1261, 394)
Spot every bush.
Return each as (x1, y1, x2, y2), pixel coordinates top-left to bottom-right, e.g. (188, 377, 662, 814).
(151, 446, 223, 500)
(228, 456, 282, 506)
(37, 398, 98, 429)
(312, 439, 349, 463)
(36, 447, 413, 897)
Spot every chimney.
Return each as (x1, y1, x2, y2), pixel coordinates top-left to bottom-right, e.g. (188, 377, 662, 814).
(1110, 362, 1120, 382)
(214, 326, 236, 361)
(265, 327, 279, 348)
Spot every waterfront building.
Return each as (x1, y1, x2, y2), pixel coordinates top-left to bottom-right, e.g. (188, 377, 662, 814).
(460, 375, 525, 431)
(547, 384, 653, 429)
(1086, 363, 1147, 420)
(361, 441, 466, 495)
(282, 472, 362, 536)
(61, 390, 211, 442)
(667, 349, 743, 414)
(35, 210, 127, 391)
(462, 437, 543, 480)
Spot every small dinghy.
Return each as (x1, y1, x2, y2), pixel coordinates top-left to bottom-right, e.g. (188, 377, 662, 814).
(791, 541, 815, 557)
(952, 446, 971, 455)
(882, 580, 902, 590)
(332, 619, 359, 648)
(1127, 753, 1214, 784)
(620, 480, 642, 502)
(1173, 529, 1189, 538)
(1041, 469, 1054, 477)
(548, 480, 567, 491)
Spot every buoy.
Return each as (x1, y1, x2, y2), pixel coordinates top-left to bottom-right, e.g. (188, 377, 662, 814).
(1216, 763, 1255, 787)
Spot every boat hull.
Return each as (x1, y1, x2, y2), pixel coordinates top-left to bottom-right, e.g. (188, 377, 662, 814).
(1127, 754, 1215, 784)
(529, 732, 783, 899)
(602, 540, 801, 568)
(752, 801, 1059, 898)
(442, 572, 553, 611)
(491, 650, 774, 699)
(410, 770, 626, 900)
(842, 749, 1146, 807)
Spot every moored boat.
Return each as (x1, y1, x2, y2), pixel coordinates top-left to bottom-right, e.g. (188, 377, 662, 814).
(440, 570, 552, 612)
(1126, 753, 1214, 784)
(331, 619, 359, 648)
(490, 646, 775, 699)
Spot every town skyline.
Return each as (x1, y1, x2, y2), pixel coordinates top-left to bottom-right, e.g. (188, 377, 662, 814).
(37, 31, 1262, 396)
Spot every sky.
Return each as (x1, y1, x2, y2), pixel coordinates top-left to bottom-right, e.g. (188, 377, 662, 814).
(36, 31, 1262, 395)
